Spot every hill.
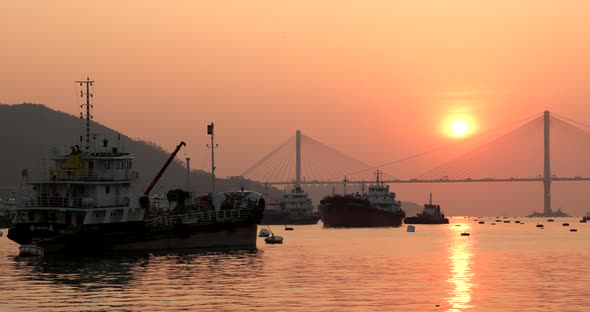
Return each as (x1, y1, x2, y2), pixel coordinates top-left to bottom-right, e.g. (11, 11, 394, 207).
(0, 104, 282, 200)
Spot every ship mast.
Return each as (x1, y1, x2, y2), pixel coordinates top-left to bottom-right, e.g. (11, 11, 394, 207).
(76, 77, 94, 152)
(207, 123, 217, 195)
(343, 176, 348, 195)
(375, 170, 382, 186)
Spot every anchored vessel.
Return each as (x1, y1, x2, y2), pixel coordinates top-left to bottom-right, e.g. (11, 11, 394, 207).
(319, 171, 405, 227)
(7, 79, 265, 254)
(404, 193, 449, 224)
(262, 186, 320, 225)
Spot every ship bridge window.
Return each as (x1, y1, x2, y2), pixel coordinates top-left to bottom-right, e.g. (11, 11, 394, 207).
(106, 186, 110, 194)
(105, 161, 111, 169)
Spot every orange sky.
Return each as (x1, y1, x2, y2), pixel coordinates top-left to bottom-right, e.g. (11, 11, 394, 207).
(2, 0, 590, 180)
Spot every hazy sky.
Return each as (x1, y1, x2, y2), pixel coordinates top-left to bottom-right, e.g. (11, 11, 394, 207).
(2, 0, 590, 181)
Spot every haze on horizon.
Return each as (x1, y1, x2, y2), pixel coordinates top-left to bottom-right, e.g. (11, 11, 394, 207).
(2, 1, 590, 215)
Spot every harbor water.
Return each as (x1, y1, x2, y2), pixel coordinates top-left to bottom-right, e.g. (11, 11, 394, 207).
(1, 217, 589, 311)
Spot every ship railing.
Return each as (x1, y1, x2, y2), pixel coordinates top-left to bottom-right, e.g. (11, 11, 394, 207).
(26, 169, 139, 182)
(146, 208, 251, 229)
(20, 196, 131, 209)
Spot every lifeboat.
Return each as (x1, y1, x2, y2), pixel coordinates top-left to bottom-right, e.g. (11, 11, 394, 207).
(19, 245, 45, 257)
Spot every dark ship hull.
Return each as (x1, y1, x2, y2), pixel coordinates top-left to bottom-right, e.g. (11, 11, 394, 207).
(320, 196, 405, 227)
(262, 211, 320, 225)
(8, 207, 263, 254)
(404, 216, 449, 224)
(0, 216, 12, 228)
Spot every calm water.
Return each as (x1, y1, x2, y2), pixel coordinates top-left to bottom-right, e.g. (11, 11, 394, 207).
(1, 217, 589, 311)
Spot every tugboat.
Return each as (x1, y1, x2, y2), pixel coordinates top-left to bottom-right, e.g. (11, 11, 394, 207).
(319, 171, 405, 227)
(403, 193, 449, 224)
(262, 185, 320, 225)
(7, 78, 265, 255)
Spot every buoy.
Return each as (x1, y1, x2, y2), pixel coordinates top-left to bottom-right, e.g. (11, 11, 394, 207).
(265, 235, 283, 244)
(407, 225, 415, 232)
(460, 232, 470, 236)
(19, 245, 45, 257)
(258, 228, 271, 237)
(570, 229, 578, 232)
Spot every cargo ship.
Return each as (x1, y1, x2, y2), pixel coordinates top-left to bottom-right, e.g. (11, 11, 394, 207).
(7, 78, 265, 255)
(403, 193, 449, 224)
(319, 171, 405, 227)
(262, 186, 320, 225)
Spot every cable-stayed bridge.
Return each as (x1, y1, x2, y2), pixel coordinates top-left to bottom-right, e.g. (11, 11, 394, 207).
(241, 111, 590, 215)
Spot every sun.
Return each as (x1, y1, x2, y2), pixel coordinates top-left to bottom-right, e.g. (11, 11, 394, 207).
(451, 120, 469, 136)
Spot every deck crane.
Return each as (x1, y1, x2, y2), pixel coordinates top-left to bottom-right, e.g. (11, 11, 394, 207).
(139, 141, 186, 208)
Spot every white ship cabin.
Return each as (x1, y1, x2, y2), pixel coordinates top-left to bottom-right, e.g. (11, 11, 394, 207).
(15, 145, 144, 225)
(367, 172, 401, 210)
(281, 186, 314, 212)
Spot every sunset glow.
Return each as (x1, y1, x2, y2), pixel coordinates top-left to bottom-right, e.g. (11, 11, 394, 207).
(451, 120, 469, 137)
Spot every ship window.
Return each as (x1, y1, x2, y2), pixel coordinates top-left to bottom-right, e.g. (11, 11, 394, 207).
(105, 186, 110, 194)
(105, 161, 111, 169)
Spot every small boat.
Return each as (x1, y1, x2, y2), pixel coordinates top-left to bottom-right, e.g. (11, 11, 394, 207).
(515, 220, 521, 224)
(258, 228, 271, 237)
(562, 223, 570, 226)
(265, 234, 283, 244)
(284, 226, 294, 231)
(403, 193, 449, 225)
(478, 221, 485, 224)
(491, 222, 496, 225)
(19, 245, 45, 257)
(460, 232, 470, 236)
(406, 225, 416, 232)
(580, 220, 587, 223)
(503, 221, 510, 223)
(570, 228, 578, 232)
(536, 224, 544, 228)
(547, 219, 554, 222)
(0, 230, 3, 237)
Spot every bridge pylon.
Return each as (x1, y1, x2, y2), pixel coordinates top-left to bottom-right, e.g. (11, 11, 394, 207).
(543, 111, 552, 215)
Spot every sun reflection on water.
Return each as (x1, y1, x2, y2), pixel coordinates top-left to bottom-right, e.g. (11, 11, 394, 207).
(446, 223, 476, 311)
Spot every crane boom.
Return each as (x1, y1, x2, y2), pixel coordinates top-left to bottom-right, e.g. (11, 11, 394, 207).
(143, 141, 186, 196)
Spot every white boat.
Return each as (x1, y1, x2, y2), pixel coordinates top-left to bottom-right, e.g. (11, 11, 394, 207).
(262, 186, 320, 225)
